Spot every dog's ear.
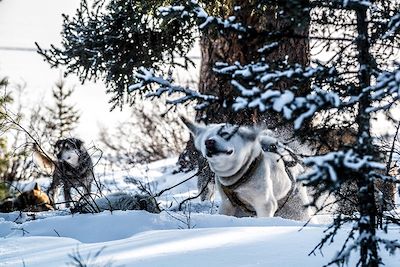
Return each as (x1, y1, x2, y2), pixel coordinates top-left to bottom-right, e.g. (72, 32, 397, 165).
(74, 139, 84, 149)
(55, 140, 63, 149)
(238, 126, 260, 141)
(33, 182, 40, 191)
(181, 116, 205, 136)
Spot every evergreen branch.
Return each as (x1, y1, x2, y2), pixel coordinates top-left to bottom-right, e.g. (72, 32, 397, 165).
(129, 67, 218, 110)
(365, 65, 400, 112)
(36, 0, 196, 110)
(381, 11, 400, 40)
(300, 149, 385, 195)
(158, 1, 247, 32)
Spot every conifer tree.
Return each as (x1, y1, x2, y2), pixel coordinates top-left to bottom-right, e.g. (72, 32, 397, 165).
(0, 77, 12, 197)
(0, 77, 10, 168)
(0, 78, 12, 173)
(44, 78, 80, 144)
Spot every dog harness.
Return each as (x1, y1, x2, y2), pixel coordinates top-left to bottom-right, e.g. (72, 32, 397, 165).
(220, 153, 264, 216)
(219, 144, 297, 216)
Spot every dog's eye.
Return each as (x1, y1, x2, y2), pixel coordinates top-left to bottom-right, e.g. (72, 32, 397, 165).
(219, 132, 230, 139)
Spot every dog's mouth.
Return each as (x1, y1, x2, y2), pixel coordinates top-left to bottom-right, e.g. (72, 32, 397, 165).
(206, 148, 233, 158)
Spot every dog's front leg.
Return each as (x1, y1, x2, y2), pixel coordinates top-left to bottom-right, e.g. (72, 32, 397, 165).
(254, 197, 278, 217)
(47, 178, 60, 206)
(63, 186, 73, 208)
(84, 173, 93, 195)
(216, 181, 239, 216)
(218, 197, 238, 216)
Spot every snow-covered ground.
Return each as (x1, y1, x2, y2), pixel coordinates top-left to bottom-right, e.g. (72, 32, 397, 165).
(3, 211, 399, 267)
(1, 159, 400, 267)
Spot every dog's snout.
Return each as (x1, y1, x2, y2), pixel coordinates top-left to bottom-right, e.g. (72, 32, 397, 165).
(205, 139, 216, 149)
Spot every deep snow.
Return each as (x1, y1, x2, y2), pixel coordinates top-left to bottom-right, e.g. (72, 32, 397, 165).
(1, 159, 400, 267)
(1, 211, 400, 267)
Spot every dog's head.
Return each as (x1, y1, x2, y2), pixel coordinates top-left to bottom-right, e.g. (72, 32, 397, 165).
(55, 138, 84, 167)
(181, 117, 261, 176)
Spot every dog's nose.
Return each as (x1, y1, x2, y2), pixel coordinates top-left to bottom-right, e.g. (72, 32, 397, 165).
(205, 139, 216, 149)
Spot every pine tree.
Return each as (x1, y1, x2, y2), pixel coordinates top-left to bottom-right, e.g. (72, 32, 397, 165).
(44, 78, 80, 144)
(0, 77, 12, 197)
(0, 77, 12, 174)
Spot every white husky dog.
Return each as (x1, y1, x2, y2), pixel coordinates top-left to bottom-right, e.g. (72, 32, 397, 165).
(182, 117, 313, 221)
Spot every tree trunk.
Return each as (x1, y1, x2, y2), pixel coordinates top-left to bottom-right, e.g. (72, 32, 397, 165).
(355, 6, 378, 266)
(197, 3, 310, 127)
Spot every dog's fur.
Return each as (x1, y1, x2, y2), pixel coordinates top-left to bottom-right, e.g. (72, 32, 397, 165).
(0, 183, 54, 212)
(182, 117, 312, 220)
(33, 138, 94, 207)
(73, 192, 161, 214)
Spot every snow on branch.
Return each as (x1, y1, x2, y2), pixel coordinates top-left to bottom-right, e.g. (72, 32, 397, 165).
(310, 0, 372, 9)
(378, 237, 400, 255)
(129, 67, 218, 110)
(382, 11, 400, 39)
(365, 64, 400, 112)
(158, 1, 247, 32)
(235, 87, 341, 129)
(214, 61, 340, 129)
(257, 42, 280, 53)
(214, 61, 337, 86)
(300, 149, 385, 192)
(214, 60, 338, 85)
(341, 0, 372, 8)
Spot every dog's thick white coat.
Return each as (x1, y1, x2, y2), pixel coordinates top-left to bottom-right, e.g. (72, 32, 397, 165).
(183, 118, 313, 221)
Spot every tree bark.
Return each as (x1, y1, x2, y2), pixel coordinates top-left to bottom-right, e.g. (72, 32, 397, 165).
(197, 3, 310, 127)
(355, 6, 378, 266)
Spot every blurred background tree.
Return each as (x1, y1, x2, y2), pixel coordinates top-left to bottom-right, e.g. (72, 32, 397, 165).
(0, 77, 12, 199)
(43, 77, 80, 147)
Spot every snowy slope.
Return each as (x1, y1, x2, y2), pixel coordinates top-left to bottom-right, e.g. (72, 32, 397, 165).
(1, 159, 400, 267)
(1, 211, 400, 267)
